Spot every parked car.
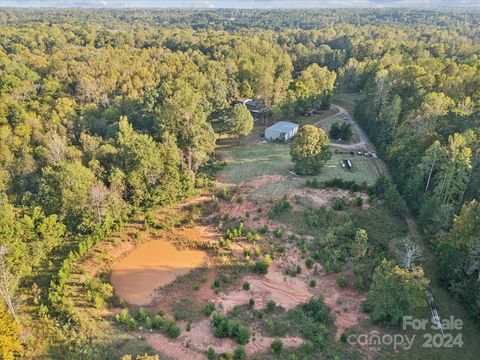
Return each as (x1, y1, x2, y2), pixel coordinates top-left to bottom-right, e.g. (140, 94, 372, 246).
(357, 151, 363, 156)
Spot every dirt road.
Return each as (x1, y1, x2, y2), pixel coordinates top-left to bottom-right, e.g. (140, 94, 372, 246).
(315, 104, 374, 151)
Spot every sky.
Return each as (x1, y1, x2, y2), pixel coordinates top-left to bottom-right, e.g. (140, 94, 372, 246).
(1, 0, 479, 8)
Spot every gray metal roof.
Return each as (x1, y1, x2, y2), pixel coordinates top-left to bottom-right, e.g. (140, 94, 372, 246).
(266, 121, 299, 133)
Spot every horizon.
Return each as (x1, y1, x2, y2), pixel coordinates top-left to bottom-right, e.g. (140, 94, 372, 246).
(2, 0, 480, 9)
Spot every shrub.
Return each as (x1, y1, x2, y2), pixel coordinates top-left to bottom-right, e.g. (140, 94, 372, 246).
(271, 338, 283, 354)
(211, 312, 250, 345)
(116, 309, 130, 324)
(218, 187, 231, 201)
(128, 318, 137, 331)
(352, 196, 363, 207)
(145, 316, 152, 329)
(166, 318, 180, 338)
(186, 322, 191, 332)
(136, 307, 149, 322)
(354, 277, 365, 290)
(259, 225, 269, 234)
(247, 231, 261, 242)
(257, 310, 265, 319)
(296, 265, 301, 274)
(243, 282, 250, 291)
(273, 227, 283, 238)
(337, 275, 347, 288)
(249, 298, 255, 307)
(211, 278, 220, 290)
(85, 278, 113, 309)
(333, 197, 345, 211)
(253, 260, 269, 274)
(203, 302, 216, 316)
(310, 279, 317, 288)
(269, 196, 292, 218)
(151, 314, 164, 329)
(207, 347, 216, 360)
(267, 299, 276, 312)
(305, 257, 314, 269)
(233, 345, 247, 360)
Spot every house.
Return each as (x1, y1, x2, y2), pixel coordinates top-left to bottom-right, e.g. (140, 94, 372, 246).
(235, 98, 252, 106)
(235, 98, 260, 110)
(235, 98, 267, 120)
(264, 121, 299, 141)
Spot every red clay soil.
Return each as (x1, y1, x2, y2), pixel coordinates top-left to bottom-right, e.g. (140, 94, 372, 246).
(147, 320, 304, 358)
(146, 333, 206, 360)
(290, 188, 370, 208)
(217, 262, 312, 313)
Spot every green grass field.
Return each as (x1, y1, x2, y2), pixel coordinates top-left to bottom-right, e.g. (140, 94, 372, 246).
(332, 92, 363, 114)
(217, 142, 386, 200)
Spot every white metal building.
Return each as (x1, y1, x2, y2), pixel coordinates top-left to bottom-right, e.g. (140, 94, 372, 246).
(265, 121, 299, 141)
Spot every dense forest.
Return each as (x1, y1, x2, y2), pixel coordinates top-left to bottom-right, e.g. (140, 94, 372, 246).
(0, 7, 479, 359)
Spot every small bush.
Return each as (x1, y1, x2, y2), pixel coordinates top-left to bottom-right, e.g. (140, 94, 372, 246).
(271, 338, 283, 354)
(212, 312, 250, 344)
(128, 318, 137, 331)
(218, 187, 231, 201)
(136, 307, 149, 322)
(273, 228, 283, 238)
(259, 225, 269, 234)
(207, 347, 216, 360)
(116, 309, 130, 325)
(233, 345, 247, 360)
(211, 278, 220, 290)
(253, 260, 269, 274)
(305, 257, 314, 269)
(269, 196, 292, 218)
(309, 279, 317, 288)
(166, 318, 180, 338)
(337, 275, 347, 288)
(333, 197, 345, 211)
(267, 299, 276, 312)
(203, 302, 216, 316)
(243, 282, 250, 291)
(354, 276, 365, 290)
(151, 314, 164, 329)
(249, 298, 255, 307)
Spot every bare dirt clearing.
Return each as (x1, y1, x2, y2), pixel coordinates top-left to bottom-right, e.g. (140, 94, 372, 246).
(218, 265, 312, 313)
(147, 326, 304, 358)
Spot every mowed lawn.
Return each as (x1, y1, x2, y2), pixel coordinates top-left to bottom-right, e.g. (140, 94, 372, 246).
(217, 141, 385, 193)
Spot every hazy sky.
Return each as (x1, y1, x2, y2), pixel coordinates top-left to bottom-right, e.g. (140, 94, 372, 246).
(1, 0, 479, 8)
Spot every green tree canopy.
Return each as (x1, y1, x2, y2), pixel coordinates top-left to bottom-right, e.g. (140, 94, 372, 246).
(290, 125, 331, 175)
(365, 259, 429, 325)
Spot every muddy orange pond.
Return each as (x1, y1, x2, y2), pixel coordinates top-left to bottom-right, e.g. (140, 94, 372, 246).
(111, 240, 206, 306)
